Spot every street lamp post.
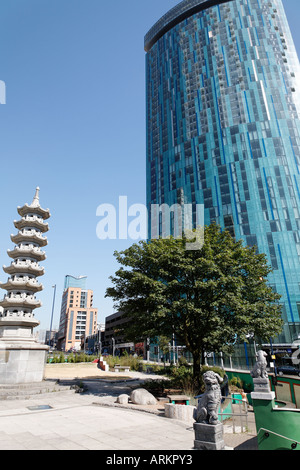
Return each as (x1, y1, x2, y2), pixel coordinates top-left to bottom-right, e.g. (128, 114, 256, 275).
(97, 329, 102, 357)
(146, 337, 150, 362)
(112, 337, 115, 357)
(49, 284, 56, 349)
(172, 332, 176, 365)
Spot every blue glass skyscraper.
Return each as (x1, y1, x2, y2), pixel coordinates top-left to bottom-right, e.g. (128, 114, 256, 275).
(145, 0, 300, 343)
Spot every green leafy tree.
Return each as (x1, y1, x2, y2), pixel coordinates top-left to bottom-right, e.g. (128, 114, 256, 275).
(106, 224, 283, 384)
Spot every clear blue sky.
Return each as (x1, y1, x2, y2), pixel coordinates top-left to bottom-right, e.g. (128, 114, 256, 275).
(0, 0, 298, 332)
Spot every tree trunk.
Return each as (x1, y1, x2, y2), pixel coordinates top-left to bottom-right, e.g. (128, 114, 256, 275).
(192, 351, 201, 386)
(201, 348, 206, 365)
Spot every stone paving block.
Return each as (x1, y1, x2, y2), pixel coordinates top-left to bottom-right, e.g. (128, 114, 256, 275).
(12, 432, 40, 443)
(67, 434, 97, 447)
(0, 441, 27, 450)
(55, 441, 88, 450)
(41, 437, 65, 449)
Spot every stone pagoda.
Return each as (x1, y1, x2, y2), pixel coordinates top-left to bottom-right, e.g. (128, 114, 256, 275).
(0, 188, 50, 384)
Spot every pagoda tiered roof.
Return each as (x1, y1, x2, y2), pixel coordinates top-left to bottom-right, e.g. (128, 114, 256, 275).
(11, 230, 48, 247)
(14, 216, 49, 233)
(3, 261, 45, 276)
(0, 295, 42, 310)
(0, 312, 40, 327)
(17, 187, 50, 220)
(0, 277, 43, 292)
(7, 245, 47, 261)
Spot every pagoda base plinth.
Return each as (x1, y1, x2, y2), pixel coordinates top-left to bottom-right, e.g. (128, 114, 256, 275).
(0, 317, 49, 384)
(0, 342, 49, 384)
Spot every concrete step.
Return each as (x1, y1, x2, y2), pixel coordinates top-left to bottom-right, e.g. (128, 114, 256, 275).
(0, 380, 76, 400)
(0, 389, 77, 401)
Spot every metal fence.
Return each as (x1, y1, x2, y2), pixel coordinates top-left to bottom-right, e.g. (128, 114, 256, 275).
(219, 396, 250, 433)
(149, 342, 258, 372)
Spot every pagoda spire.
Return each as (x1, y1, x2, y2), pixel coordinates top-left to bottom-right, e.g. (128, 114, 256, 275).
(30, 186, 40, 208)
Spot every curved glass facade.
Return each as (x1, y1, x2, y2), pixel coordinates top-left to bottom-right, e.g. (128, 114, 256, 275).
(145, 0, 300, 343)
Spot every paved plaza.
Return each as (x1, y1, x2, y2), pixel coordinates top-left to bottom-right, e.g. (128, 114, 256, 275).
(0, 364, 258, 451)
(0, 391, 195, 450)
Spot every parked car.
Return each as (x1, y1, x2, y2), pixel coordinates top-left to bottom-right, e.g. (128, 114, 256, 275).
(276, 365, 300, 377)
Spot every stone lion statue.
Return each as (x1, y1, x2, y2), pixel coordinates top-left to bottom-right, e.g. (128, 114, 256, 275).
(194, 371, 223, 425)
(250, 350, 268, 379)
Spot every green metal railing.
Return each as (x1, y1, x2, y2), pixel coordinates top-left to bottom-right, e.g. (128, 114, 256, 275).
(257, 427, 299, 450)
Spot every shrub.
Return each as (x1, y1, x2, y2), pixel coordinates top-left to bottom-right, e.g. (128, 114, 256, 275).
(75, 352, 86, 363)
(170, 365, 198, 395)
(149, 363, 164, 373)
(200, 365, 226, 378)
(243, 382, 253, 393)
(48, 352, 98, 363)
(178, 356, 189, 367)
(67, 352, 75, 363)
(229, 375, 244, 390)
(139, 365, 198, 397)
(138, 379, 170, 397)
(140, 363, 226, 397)
(87, 354, 97, 362)
(50, 352, 65, 363)
(49, 354, 58, 363)
(154, 365, 173, 376)
(104, 354, 143, 371)
(59, 352, 65, 363)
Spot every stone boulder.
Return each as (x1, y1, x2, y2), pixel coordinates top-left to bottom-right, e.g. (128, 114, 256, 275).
(116, 394, 129, 405)
(130, 388, 157, 405)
